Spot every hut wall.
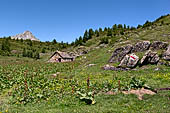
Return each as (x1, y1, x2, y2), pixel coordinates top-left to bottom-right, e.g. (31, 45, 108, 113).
(50, 54, 61, 62)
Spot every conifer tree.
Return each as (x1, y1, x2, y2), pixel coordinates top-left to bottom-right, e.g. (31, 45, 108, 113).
(99, 28, 103, 33)
(112, 24, 117, 30)
(89, 29, 94, 39)
(52, 39, 57, 44)
(107, 28, 112, 36)
(124, 24, 127, 29)
(95, 30, 99, 37)
(1, 39, 10, 52)
(83, 30, 89, 42)
(22, 48, 27, 57)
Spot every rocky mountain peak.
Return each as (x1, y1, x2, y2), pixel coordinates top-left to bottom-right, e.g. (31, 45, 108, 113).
(11, 31, 40, 41)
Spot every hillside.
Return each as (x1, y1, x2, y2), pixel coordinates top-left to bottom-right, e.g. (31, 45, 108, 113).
(80, 14, 170, 48)
(0, 14, 170, 59)
(0, 14, 170, 113)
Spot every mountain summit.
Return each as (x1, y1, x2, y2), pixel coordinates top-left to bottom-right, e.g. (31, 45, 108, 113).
(11, 31, 40, 41)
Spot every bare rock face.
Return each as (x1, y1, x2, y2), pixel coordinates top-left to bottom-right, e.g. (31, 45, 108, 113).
(141, 50, 160, 65)
(163, 45, 170, 60)
(109, 44, 133, 63)
(11, 31, 40, 41)
(131, 41, 150, 52)
(150, 41, 168, 50)
(119, 53, 139, 68)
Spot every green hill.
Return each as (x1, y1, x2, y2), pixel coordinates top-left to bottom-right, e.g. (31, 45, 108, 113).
(0, 14, 170, 113)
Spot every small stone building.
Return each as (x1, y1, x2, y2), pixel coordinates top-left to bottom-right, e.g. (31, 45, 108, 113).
(49, 51, 74, 63)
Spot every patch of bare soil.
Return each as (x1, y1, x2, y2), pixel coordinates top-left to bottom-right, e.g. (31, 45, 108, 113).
(122, 88, 156, 100)
(105, 91, 116, 95)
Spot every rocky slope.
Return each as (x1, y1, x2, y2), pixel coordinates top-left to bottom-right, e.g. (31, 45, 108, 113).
(103, 41, 170, 71)
(11, 31, 40, 41)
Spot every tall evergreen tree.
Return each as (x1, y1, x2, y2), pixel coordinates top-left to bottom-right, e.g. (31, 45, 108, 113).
(89, 28, 94, 39)
(83, 30, 89, 42)
(22, 48, 27, 57)
(95, 30, 99, 37)
(52, 39, 57, 44)
(75, 38, 79, 46)
(124, 24, 127, 29)
(143, 20, 152, 28)
(41, 47, 46, 53)
(137, 24, 142, 29)
(99, 28, 103, 34)
(34, 52, 40, 59)
(118, 24, 123, 29)
(107, 28, 112, 36)
(104, 27, 108, 32)
(112, 24, 117, 30)
(1, 39, 10, 52)
(78, 36, 83, 45)
(27, 39, 32, 46)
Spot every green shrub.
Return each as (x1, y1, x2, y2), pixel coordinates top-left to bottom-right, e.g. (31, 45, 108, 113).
(100, 37, 109, 44)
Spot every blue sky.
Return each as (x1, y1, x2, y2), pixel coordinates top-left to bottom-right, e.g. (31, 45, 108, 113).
(0, 0, 170, 42)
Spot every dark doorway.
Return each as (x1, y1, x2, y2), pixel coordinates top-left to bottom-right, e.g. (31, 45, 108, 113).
(58, 58, 61, 62)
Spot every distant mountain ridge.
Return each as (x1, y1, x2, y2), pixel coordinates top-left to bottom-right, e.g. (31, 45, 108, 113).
(11, 31, 40, 41)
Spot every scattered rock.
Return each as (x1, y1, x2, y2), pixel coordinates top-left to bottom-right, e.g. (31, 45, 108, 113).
(109, 44, 133, 63)
(150, 41, 168, 50)
(154, 67, 160, 71)
(83, 56, 87, 59)
(102, 65, 129, 71)
(157, 60, 166, 65)
(86, 64, 96, 67)
(68, 52, 78, 58)
(119, 53, 139, 68)
(105, 91, 116, 95)
(107, 50, 112, 53)
(99, 44, 107, 48)
(131, 41, 150, 52)
(51, 72, 60, 77)
(122, 88, 156, 100)
(141, 50, 160, 65)
(11, 50, 19, 54)
(163, 45, 170, 61)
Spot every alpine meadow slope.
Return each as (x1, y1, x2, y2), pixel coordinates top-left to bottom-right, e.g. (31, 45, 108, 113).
(0, 14, 170, 113)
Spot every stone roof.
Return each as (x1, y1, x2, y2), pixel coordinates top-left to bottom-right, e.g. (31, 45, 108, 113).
(50, 51, 73, 59)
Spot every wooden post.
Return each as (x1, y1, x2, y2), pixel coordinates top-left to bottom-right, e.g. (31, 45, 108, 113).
(118, 80, 121, 91)
(87, 76, 90, 89)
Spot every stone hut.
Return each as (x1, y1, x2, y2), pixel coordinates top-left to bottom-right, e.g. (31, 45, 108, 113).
(49, 51, 74, 63)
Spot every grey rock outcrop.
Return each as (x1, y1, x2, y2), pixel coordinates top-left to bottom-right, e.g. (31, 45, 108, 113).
(11, 31, 40, 41)
(150, 41, 168, 50)
(108, 40, 169, 70)
(109, 44, 133, 63)
(119, 53, 139, 68)
(163, 45, 170, 60)
(131, 41, 150, 52)
(141, 50, 160, 65)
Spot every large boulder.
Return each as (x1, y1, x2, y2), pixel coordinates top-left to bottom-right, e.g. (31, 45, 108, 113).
(131, 41, 150, 52)
(119, 53, 139, 68)
(163, 45, 170, 60)
(109, 44, 133, 63)
(141, 50, 160, 65)
(150, 41, 168, 50)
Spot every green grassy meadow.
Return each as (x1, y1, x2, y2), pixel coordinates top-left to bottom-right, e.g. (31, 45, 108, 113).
(1, 46, 170, 113)
(1, 14, 170, 113)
